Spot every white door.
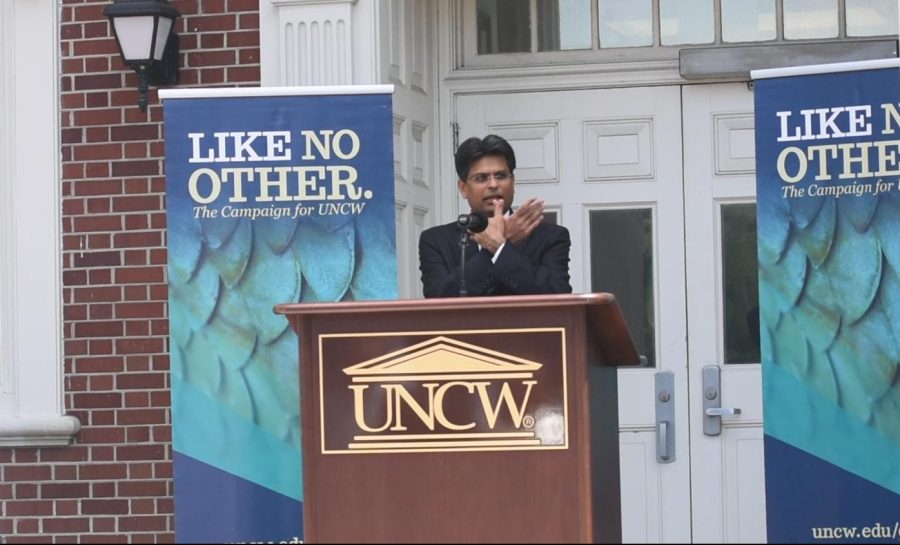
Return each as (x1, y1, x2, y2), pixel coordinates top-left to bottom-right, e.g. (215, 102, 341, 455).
(683, 83, 766, 543)
(457, 86, 692, 542)
(456, 82, 764, 542)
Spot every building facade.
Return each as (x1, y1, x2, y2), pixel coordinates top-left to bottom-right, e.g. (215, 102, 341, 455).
(2, 0, 260, 541)
(0, 0, 897, 542)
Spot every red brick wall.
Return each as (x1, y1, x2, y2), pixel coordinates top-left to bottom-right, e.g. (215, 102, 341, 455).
(1, 1, 259, 542)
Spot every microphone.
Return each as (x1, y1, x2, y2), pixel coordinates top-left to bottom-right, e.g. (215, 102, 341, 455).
(457, 212, 488, 233)
(456, 212, 487, 297)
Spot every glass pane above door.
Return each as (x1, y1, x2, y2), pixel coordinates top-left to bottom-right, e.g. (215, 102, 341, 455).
(598, 0, 653, 47)
(846, 0, 899, 37)
(721, 0, 777, 42)
(784, 0, 839, 39)
(538, 0, 593, 51)
(476, 0, 531, 54)
(660, 0, 715, 45)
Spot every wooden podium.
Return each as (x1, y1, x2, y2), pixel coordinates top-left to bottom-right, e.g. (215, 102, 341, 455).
(275, 293, 639, 543)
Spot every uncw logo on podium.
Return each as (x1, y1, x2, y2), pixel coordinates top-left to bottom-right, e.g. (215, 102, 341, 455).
(318, 329, 568, 454)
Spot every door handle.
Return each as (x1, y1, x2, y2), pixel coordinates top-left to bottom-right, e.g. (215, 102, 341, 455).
(657, 421, 669, 461)
(654, 371, 675, 463)
(705, 407, 742, 417)
(702, 365, 741, 436)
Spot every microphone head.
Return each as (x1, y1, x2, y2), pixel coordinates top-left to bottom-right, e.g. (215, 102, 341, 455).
(457, 212, 488, 233)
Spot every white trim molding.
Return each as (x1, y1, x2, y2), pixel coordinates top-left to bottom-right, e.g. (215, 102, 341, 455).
(0, 0, 79, 447)
(0, 417, 81, 448)
(160, 84, 393, 99)
(261, 0, 361, 86)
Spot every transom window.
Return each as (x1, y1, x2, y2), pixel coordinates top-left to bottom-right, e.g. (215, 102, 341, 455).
(464, 0, 898, 66)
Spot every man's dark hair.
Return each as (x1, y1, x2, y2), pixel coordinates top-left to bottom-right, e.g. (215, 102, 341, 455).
(454, 134, 517, 181)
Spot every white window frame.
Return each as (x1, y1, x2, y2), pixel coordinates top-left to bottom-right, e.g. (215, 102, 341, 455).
(0, 0, 80, 446)
(458, 0, 899, 70)
(459, 0, 680, 69)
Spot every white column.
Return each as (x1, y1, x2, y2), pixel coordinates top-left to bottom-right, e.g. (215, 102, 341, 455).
(0, 0, 79, 447)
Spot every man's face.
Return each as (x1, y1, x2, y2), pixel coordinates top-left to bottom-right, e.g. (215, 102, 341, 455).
(458, 155, 515, 216)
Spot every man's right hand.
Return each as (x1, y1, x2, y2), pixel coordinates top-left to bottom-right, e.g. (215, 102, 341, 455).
(472, 199, 507, 254)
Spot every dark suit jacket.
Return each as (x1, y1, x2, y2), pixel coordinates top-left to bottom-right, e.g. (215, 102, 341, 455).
(418, 220, 572, 298)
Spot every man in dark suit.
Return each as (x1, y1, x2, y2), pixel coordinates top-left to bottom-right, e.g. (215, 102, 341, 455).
(418, 134, 572, 298)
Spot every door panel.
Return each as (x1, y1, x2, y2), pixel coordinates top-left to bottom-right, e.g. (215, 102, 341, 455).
(457, 86, 691, 542)
(618, 437, 662, 543)
(682, 83, 765, 543)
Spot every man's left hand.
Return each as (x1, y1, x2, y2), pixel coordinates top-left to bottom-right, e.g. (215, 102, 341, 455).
(505, 197, 544, 245)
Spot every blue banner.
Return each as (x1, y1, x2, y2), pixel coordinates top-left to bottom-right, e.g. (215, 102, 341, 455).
(162, 87, 397, 543)
(753, 61, 900, 543)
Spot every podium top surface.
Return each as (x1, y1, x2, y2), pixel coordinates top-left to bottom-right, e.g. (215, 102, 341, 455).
(275, 293, 640, 366)
(274, 292, 617, 316)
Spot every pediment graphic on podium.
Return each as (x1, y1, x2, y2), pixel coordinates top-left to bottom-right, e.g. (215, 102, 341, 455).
(342, 335, 542, 381)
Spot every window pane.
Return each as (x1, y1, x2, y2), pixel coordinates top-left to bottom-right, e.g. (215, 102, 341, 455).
(660, 0, 715, 46)
(477, 0, 531, 54)
(599, 0, 653, 48)
(538, 0, 592, 51)
(721, 204, 760, 364)
(784, 0, 838, 39)
(721, 0, 776, 43)
(846, 0, 899, 37)
(590, 209, 655, 367)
